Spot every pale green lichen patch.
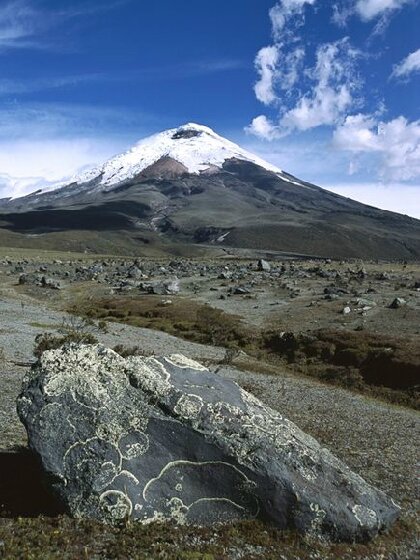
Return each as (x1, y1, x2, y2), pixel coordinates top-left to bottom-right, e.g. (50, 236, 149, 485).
(352, 505, 378, 529)
(16, 344, 400, 541)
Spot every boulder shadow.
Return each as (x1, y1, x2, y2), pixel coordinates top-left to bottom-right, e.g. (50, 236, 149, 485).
(0, 448, 65, 517)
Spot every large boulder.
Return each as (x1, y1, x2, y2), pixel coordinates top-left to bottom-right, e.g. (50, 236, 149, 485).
(17, 345, 399, 541)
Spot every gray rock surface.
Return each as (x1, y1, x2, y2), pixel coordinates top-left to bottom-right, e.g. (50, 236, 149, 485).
(389, 297, 407, 309)
(17, 344, 399, 541)
(257, 259, 271, 272)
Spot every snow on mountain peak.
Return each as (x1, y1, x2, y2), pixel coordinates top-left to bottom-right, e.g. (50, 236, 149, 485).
(11, 124, 291, 200)
(57, 123, 284, 189)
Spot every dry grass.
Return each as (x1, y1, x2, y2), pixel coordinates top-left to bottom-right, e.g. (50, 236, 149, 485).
(0, 515, 417, 560)
(69, 295, 252, 350)
(32, 317, 102, 359)
(261, 328, 420, 408)
(67, 293, 419, 409)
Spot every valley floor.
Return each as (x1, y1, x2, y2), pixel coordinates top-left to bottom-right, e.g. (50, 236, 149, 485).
(0, 250, 418, 559)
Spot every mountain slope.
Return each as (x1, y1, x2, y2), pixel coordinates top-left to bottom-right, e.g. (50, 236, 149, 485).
(1, 123, 420, 259)
(4, 123, 293, 202)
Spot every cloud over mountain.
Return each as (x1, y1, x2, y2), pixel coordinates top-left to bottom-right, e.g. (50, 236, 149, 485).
(247, 0, 420, 185)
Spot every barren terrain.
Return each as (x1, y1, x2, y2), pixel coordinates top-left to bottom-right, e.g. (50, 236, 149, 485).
(0, 248, 418, 559)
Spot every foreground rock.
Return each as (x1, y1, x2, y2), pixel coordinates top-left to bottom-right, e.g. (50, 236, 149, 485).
(17, 345, 399, 541)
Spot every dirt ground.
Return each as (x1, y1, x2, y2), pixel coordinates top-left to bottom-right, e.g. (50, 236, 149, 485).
(0, 250, 418, 559)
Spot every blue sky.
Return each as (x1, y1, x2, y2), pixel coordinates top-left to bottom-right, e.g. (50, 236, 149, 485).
(0, 0, 419, 216)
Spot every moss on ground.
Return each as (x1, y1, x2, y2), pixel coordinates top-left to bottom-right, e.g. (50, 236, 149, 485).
(0, 516, 417, 560)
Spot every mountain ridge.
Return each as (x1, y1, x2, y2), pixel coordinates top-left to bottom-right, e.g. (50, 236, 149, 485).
(0, 123, 420, 260)
(3, 123, 298, 204)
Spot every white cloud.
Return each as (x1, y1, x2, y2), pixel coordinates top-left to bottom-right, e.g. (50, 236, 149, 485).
(333, 114, 420, 181)
(0, 0, 134, 52)
(247, 0, 419, 193)
(254, 46, 280, 105)
(269, 0, 316, 39)
(0, 58, 244, 97)
(252, 0, 317, 108)
(0, 101, 156, 198)
(244, 134, 420, 218)
(245, 115, 281, 139)
(333, 113, 379, 151)
(331, 2, 354, 26)
(391, 48, 420, 79)
(281, 84, 352, 130)
(249, 36, 360, 138)
(355, 0, 412, 21)
(280, 39, 359, 132)
(0, 138, 125, 185)
(0, 173, 59, 200)
(253, 44, 305, 106)
(243, 132, 345, 180)
(0, 74, 109, 95)
(248, 0, 367, 140)
(324, 182, 420, 218)
(277, 47, 306, 91)
(0, 101, 154, 140)
(0, 134, 132, 200)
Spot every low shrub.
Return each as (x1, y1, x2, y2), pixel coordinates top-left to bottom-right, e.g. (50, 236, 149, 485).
(33, 316, 101, 358)
(33, 331, 98, 359)
(112, 344, 154, 358)
(261, 328, 420, 408)
(195, 305, 251, 349)
(70, 296, 253, 351)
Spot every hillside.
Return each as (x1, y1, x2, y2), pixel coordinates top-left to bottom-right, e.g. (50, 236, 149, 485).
(1, 124, 419, 259)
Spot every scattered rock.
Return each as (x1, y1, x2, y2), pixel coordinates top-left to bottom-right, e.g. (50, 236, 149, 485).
(351, 298, 376, 308)
(142, 279, 180, 296)
(232, 286, 251, 295)
(257, 259, 271, 272)
(389, 297, 407, 309)
(41, 277, 61, 290)
(18, 273, 41, 286)
(127, 265, 143, 279)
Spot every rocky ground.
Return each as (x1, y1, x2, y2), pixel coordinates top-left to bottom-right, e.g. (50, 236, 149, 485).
(0, 249, 418, 559)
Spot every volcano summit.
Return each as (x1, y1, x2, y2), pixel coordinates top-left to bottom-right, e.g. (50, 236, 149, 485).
(1, 123, 420, 259)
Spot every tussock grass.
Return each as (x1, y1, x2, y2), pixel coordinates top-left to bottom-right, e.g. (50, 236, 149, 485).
(262, 329, 420, 409)
(70, 296, 252, 350)
(67, 293, 419, 409)
(0, 515, 417, 560)
(33, 317, 102, 358)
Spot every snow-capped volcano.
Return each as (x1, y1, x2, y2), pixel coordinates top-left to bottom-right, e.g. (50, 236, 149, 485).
(1, 121, 420, 260)
(18, 123, 295, 200)
(70, 123, 284, 185)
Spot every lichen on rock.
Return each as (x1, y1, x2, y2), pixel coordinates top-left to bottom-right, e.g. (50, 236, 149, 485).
(17, 343, 400, 541)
